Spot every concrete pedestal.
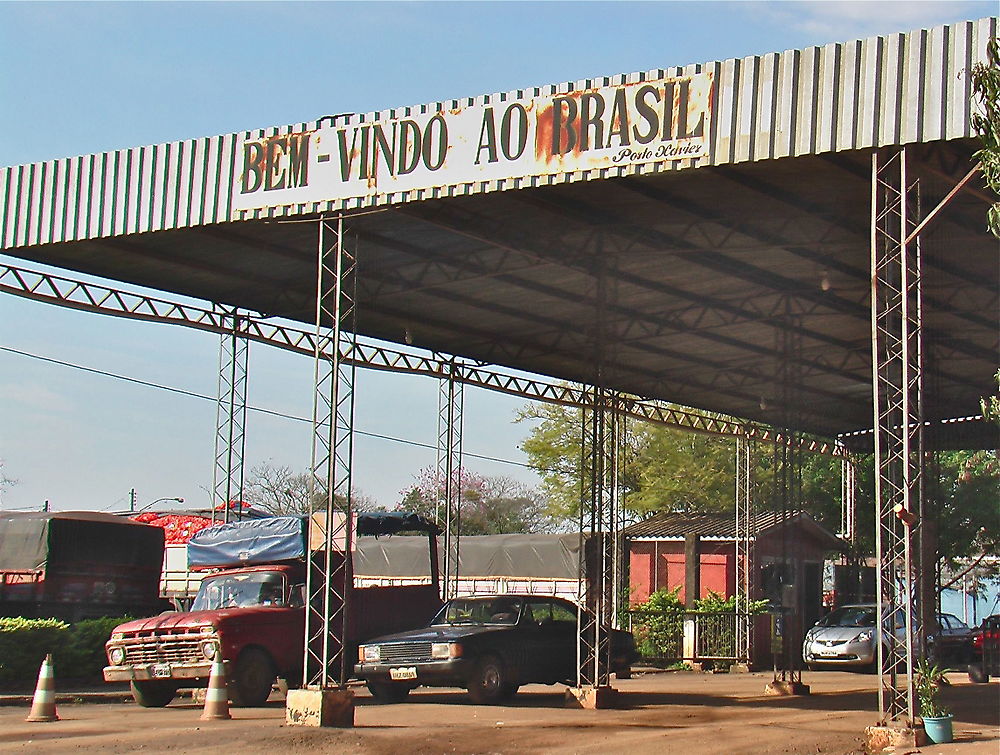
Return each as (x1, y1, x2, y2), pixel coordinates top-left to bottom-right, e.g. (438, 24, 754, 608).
(764, 680, 810, 696)
(863, 724, 925, 753)
(285, 688, 355, 728)
(565, 686, 618, 709)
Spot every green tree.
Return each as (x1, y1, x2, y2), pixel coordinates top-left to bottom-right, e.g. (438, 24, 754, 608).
(397, 466, 560, 535)
(971, 36, 1000, 238)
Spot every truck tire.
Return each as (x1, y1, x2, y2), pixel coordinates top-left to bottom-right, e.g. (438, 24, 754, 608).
(968, 662, 989, 684)
(130, 680, 178, 708)
(468, 655, 508, 705)
(229, 648, 276, 707)
(366, 681, 411, 703)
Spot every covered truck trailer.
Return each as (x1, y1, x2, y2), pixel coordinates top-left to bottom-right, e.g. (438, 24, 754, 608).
(0, 511, 166, 621)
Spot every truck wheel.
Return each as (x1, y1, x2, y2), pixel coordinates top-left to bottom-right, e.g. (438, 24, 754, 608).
(468, 655, 507, 705)
(130, 680, 178, 707)
(366, 682, 411, 703)
(229, 648, 276, 707)
(968, 662, 989, 684)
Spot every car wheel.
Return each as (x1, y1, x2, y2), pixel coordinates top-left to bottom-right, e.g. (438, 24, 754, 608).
(130, 680, 178, 707)
(367, 682, 411, 703)
(968, 662, 989, 684)
(229, 648, 276, 707)
(468, 655, 507, 705)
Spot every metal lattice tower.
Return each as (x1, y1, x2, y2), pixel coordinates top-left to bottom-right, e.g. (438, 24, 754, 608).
(212, 306, 248, 523)
(304, 216, 358, 689)
(436, 358, 464, 601)
(871, 147, 922, 725)
(734, 433, 756, 664)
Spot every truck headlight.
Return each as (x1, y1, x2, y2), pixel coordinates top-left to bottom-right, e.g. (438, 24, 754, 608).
(431, 642, 462, 659)
(199, 625, 217, 636)
(362, 645, 380, 663)
(111, 633, 124, 641)
(200, 641, 218, 660)
(108, 647, 125, 665)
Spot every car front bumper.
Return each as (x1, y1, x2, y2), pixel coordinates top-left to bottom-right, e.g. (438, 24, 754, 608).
(354, 658, 474, 687)
(103, 661, 222, 683)
(802, 638, 876, 667)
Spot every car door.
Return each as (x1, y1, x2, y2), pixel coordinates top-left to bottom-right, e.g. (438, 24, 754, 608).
(522, 599, 559, 682)
(549, 599, 580, 683)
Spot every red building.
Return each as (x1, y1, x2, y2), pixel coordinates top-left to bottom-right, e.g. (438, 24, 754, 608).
(625, 510, 847, 630)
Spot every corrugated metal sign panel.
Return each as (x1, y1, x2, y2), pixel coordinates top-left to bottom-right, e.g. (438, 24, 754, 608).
(1, 17, 995, 250)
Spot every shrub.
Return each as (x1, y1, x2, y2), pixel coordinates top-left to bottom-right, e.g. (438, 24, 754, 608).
(0, 616, 130, 687)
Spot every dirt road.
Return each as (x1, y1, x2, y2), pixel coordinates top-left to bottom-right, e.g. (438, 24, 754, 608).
(1, 671, 996, 754)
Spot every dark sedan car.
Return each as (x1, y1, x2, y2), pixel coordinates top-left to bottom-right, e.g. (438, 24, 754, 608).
(355, 594, 636, 704)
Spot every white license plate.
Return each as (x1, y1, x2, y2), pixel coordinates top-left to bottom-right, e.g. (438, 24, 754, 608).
(818, 648, 839, 656)
(389, 667, 417, 681)
(151, 664, 172, 678)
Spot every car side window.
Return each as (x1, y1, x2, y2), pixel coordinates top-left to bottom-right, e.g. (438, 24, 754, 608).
(527, 601, 552, 626)
(551, 602, 577, 625)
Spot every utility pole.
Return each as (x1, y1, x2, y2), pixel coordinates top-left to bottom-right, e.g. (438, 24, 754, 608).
(43, 499, 49, 512)
(129, 488, 137, 513)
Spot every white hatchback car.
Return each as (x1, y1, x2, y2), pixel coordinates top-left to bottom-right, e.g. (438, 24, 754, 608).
(802, 603, 907, 670)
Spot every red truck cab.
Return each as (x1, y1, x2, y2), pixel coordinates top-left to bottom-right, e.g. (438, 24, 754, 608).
(104, 513, 440, 707)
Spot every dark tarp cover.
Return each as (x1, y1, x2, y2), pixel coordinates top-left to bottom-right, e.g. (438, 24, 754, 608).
(187, 516, 306, 568)
(355, 533, 582, 580)
(357, 511, 440, 536)
(0, 511, 164, 572)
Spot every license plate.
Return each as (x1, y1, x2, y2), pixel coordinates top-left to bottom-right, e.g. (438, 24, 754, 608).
(818, 648, 839, 656)
(389, 667, 417, 681)
(151, 664, 172, 678)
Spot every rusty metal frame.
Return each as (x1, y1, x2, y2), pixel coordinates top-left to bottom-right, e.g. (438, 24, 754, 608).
(303, 215, 357, 689)
(0, 261, 852, 459)
(436, 357, 464, 600)
(212, 305, 248, 523)
(871, 147, 921, 726)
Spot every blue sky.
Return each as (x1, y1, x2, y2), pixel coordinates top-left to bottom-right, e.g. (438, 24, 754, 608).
(1, 1, 995, 513)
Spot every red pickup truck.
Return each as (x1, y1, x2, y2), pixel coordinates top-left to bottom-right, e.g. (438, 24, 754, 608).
(104, 513, 441, 707)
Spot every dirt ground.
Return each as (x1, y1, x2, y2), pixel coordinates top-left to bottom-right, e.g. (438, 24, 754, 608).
(1, 670, 996, 754)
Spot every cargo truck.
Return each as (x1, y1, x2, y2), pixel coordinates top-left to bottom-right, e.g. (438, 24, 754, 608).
(104, 512, 441, 707)
(0, 511, 165, 621)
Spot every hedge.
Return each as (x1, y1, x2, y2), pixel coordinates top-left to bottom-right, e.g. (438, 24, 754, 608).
(0, 616, 129, 686)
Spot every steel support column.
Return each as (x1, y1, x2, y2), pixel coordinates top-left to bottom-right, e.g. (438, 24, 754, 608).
(734, 433, 755, 664)
(839, 448, 857, 543)
(437, 358, 464, 601)
(303, 215, 358, 689)
(212, 306, 248, 523)
(871, 147, 922, 726)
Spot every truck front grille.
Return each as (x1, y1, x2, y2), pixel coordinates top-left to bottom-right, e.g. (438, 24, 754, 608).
(378, 642, 433, 663)
(120, 634, 204, 665)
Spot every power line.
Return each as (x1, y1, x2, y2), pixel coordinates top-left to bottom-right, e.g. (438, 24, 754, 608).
(1, 345, 547, 473)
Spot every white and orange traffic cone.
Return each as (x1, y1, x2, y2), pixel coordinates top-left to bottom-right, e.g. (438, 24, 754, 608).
(25, 654, 58, 722)
(200, 658, 231, 721)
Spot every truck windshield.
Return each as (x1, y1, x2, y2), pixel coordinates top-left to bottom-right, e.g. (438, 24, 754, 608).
(192, 572, 285, 610)
(431, 597, 523, 626)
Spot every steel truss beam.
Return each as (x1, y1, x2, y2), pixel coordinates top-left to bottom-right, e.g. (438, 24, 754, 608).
(304, 216, 358, 689)
(213, 305, 248, 523)
(436, 358, 464, 601)
(871, 148, 921, 726)
(0, 261, 851, 459)
(734, 434, 755, 664)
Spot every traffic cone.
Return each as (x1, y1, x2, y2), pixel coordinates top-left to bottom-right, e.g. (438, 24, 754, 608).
(200, 658, 231, 721)
(25, 654, 58, 722)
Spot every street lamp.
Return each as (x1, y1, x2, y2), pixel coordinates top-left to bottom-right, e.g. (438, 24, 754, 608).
(135, 496, 184, 514)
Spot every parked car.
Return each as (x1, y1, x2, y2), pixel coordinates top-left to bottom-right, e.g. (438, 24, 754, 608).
(355, 594, 637, 704)
(803, 603, 906, 671)
(927, 612, 973, 666)
(968, 614, 1000, 683)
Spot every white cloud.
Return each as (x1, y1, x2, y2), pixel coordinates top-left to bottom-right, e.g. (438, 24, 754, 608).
(1, 382, 73, 415)
(748, 1, 993, 42)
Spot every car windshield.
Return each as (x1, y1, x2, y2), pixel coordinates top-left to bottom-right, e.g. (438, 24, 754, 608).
(819, 606, 877, 628)
(192, 572, 284, 610)
(431, 597, 523, 626)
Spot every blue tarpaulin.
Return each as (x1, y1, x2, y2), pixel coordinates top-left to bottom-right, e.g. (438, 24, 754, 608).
(187, 516, 306, 568)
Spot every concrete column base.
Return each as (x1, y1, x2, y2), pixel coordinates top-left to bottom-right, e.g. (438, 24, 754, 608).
(863, 724, 925, 753)
(729, 663, 751, 674)
(565, 685, 618, 709)
(764, 680, 810, 696)
(285, 688, 355, 728)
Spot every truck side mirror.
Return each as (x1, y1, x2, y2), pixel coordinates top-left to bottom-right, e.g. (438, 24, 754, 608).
(288, 584, 306, 608)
